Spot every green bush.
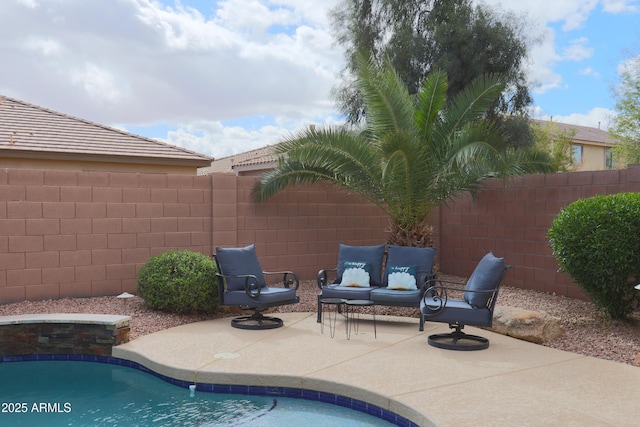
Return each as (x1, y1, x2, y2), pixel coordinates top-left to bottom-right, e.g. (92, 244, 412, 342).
(548, 193, 640, 320)
(137, 250, 218, 314)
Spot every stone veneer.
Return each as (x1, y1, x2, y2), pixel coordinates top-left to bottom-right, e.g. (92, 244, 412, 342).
(0, 314, 130, 356)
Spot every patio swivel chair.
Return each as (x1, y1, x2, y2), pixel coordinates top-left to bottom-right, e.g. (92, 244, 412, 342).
(421, 252, 508, 350)
(214, 244, 299, 330)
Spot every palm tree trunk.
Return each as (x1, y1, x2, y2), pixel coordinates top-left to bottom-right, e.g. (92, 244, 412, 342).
(386, 220, 434, 247)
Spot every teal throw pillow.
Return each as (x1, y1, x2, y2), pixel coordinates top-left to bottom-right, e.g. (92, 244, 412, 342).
(340, 261, 371, 287)
(386, 265, 417, 290)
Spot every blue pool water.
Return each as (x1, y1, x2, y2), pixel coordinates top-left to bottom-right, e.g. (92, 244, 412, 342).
(0, 361, 399, 426)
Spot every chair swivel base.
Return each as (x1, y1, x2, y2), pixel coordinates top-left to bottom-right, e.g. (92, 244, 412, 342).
(231, 312, 284, 330)
(428, 330, 489, 351)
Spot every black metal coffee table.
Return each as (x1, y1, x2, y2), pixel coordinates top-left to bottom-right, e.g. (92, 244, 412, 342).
(319, 298, 347, 338)
(345, 299, 376, 339)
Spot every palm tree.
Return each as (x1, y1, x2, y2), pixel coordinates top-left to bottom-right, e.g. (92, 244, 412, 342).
(253, 57, 553, 247)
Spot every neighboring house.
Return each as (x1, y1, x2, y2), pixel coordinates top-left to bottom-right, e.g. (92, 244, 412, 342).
(200, 119, 616, 176)
(533, 119, 615, 171)
(199, 144, 277, 176)
(0, 95, 211, 174)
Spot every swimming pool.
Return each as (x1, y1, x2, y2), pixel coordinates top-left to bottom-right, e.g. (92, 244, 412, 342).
(0, 359, 403, 426)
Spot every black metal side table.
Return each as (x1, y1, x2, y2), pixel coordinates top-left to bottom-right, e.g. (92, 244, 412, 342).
(319, 298, 347, 338)
(345, 299, 376, 339)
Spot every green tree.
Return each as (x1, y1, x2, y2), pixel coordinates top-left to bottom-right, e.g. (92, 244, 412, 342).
(330, 0, 536, 147)
(610, 56, 640, 168)
(252, 57, 553, 247)
(531, 121, 576, 172)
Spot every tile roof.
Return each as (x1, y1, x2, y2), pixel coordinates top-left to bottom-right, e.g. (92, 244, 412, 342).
(0, 95, 211, 166)
(532, 119, 613, 145)
(199, 144, 277, 175)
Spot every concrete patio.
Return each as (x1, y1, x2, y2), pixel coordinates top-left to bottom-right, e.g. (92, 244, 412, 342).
(113, 312, 640, 426)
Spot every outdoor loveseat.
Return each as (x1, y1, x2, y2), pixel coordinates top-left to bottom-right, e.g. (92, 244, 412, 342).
(317, 244, 437, 331)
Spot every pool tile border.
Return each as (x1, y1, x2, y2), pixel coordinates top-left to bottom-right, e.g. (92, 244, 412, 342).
(1, 354, 418, 427)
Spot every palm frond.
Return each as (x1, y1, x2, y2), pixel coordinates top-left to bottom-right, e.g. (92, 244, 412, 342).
(436, 74, 505, 141)
(414, 70, 448, 139)
(252, 61, 554, 247)
(356, 55, 416, 138)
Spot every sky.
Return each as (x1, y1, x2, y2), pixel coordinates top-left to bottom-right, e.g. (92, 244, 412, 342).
(0, 0, 638, 160)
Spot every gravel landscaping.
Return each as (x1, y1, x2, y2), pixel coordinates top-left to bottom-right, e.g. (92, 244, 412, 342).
(1, 278, 639, 366)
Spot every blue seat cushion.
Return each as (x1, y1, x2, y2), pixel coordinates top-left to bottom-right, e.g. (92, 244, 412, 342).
(421, 297, 492, 326)
(463, 252, 505, 308)
(321, 284, 375, 300)
(370, 287, 420, 305)
(384, 245, 436, 286)
(216, 244, 266, 291)
(223, 287, 297, 308)
(337, 244, 386, 286)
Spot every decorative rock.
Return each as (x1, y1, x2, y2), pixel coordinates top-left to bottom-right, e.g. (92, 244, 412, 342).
(633, 354, 640, 367)
(489, 306, 564, 344)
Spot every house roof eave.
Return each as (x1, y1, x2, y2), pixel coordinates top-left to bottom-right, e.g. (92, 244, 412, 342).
(0, 147, 213, 167)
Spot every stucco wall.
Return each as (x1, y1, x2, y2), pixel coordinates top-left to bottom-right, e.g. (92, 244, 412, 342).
(575, 143, 609, 172)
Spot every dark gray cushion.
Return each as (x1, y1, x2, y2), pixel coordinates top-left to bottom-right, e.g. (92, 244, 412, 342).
(322, 284, 375, 300)
(337, 244, 386, 286)
(370, 287, 420, 304)
(463, 252, 505, 308)
(421, 297, 492, 326)
(215, 244, 265, 291)
(223, 287, 296, 307)
(384, 245, 436, 286)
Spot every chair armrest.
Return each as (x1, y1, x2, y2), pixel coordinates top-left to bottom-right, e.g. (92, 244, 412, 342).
(417, 271, 438, 294)
(421, 279, 499, 315)
(216, 272, 263, 299)
(263, 270, 300, 290)
(317, 268, 338, 290)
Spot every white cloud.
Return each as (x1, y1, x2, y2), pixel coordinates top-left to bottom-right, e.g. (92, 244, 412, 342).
(134, 0, 237, 50)
(215, 0, 294, 36)
(163, 122, 284, 158)
(0, 0, 342, 132)
(601, 0, 639, 13)
(16, 0, 38, 8)
(23, 37, 61, 56)
(70, 63, 124, 104)
(482, 0, 599, 31)
(562, 37, 593, 61)
(579, 67, 601, 77)
(482, 0, 632, 97)
(159, 113, 345, 158)
(1, 0, 637, 158)
(525, 28, 564, 94)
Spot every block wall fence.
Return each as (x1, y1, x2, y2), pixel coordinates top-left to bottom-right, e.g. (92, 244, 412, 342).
(2, 166, 640, 304)
(437, 165, 640, 299)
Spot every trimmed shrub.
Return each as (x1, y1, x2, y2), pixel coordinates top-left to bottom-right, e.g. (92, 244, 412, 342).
(548, 193, 640, 320)
(137, 250, 218, 314)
